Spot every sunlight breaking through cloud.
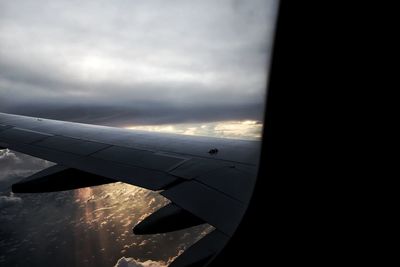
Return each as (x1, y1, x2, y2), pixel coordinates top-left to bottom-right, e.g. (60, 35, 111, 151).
(125, 120, 263, 140)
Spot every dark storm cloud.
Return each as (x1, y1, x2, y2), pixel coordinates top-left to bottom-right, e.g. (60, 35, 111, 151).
(0, 0, 278, 125)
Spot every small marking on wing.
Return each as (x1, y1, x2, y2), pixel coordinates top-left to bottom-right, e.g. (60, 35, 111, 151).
(208, 148, 219, 155)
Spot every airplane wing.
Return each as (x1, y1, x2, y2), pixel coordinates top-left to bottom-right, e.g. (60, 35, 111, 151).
(0, 112, 261, 266)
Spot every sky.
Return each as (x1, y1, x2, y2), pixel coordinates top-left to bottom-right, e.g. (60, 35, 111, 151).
(0, 0, 278, 266)
(0, 0, 277, 126)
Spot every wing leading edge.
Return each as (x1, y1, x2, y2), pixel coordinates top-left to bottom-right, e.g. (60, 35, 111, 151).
(0, 112, 261, 266)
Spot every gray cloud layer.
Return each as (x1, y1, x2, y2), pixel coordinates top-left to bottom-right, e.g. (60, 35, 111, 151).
(0, 149, 54, 190)
(0, 0, 277, 125)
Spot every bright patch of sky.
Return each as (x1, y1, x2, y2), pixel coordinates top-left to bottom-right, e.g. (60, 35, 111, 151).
(126, 120, 262, 140)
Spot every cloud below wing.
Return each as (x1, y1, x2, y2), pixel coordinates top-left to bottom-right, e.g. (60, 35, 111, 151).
(0, 149, 54, 191)
(114, 257, 167, 267)
(0, 194, 22, 207)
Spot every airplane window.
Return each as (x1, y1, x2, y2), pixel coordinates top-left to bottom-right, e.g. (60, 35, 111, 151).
(0, 1, 279, 266)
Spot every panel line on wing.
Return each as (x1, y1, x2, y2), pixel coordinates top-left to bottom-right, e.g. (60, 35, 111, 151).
(161, 180, 247, 236)
(0, 127, 53, 144)
(0, 124, 13, 132)
(13, 127, 54, 136)
(33, 134, 115, 157)
(199, 168, 256, 204)
(165, 158, 192, 172)
(85, 144, 115, 156)
(192, 176, 250, 205)
(3, 141, 180, 190)
(90, 145, 188, 172)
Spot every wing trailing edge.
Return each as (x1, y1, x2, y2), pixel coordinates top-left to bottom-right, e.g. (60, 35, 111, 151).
(12, 165, 116, 193)
(133, 203, 205, 235)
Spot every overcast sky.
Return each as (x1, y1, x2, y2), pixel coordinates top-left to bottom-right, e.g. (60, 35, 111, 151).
(0, 0, 277, 126)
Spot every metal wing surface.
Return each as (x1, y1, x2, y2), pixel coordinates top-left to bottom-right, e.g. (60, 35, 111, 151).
(0, 112, 261, 266)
